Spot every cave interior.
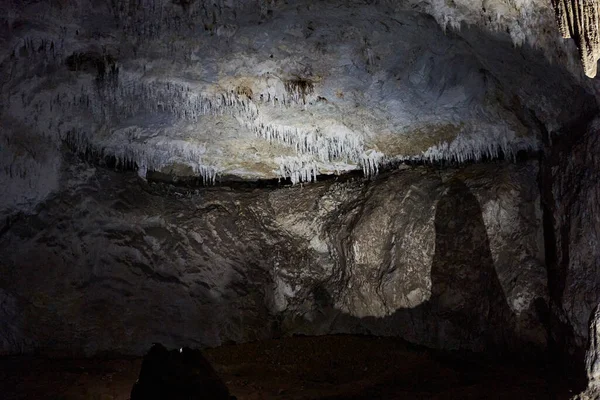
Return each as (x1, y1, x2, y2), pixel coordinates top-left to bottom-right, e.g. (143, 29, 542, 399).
(1, 0, 600, 399)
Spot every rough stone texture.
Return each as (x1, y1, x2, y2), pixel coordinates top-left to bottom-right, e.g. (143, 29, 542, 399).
(552, 0, 600, 78)
(574, 304, 600, 399)
(543, 118, 600, 368)
(588, 305, 600, 384)
(0, 0, 598, 388)
(0, 160, 547, 356)
(0, 0, 595, 214)
(576, 383, 600, 400)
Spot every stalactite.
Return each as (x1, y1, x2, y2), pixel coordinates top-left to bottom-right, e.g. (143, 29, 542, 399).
(402, 126, 539, 164)
(100, 135, 220, 184)
(360, 150, 384, 178)
(6, 62, 532, 187)
(276, 156, 318, 184)
(552, 0, 600, 77)
(245, 116, 364, 165)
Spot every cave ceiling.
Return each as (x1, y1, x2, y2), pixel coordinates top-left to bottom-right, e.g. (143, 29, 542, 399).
(0, 0, 598, 213)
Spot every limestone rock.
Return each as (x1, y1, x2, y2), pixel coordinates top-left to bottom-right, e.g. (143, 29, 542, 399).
(543, 119, 600, 362)
(588, 305, 600, 384)
(573, 304, 600, 399)
(0, 160, 547, 356)
(0, 0, 594, 215)
(552, 0, 600, 77)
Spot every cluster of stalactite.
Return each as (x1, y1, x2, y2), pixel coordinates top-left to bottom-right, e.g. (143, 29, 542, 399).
(552, 0, 600, 77)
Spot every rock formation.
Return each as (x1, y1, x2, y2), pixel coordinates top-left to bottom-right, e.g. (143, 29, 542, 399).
(0, 0, 593, 216)
(540, 116, 600, 372)
(0, 161, 547, 356)
(0, 0, 599, 390)
(574, 304, 600, 399)
(552, 0, 600, 77)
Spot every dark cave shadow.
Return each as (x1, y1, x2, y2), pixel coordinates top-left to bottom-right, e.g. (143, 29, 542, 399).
(425, 178, 516, 350)
(289, 179, 560, 398)
(315, 179, 522, 357)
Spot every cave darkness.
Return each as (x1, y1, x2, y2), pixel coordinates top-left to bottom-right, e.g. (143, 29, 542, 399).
(1, 0, 600, 399)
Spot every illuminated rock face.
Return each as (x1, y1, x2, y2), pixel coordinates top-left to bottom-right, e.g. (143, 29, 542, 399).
(587, 306, 600, 384)
(552, 0, 600, 78)
(574, 305, 600, 399)
(0, 0, 594, 215)
(0, 0, 599, 383)
(0, 161, 547, 356)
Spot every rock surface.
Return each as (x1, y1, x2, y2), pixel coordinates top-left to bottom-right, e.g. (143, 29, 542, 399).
(0, 0, 595, 214)
(542, 118, 600, 368)
(574, 304, 600, 399)
(552, 0, 600, 78)
(0, 0, 599, 387)
(0, 160, 547, 356)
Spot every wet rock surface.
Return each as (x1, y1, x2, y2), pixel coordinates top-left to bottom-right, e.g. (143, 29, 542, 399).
(0, 160, 546, 356)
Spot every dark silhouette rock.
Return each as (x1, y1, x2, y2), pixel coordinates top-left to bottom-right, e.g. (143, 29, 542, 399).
(131, 343, 234, 400)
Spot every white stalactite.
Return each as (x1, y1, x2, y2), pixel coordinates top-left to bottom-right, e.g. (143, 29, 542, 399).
(276, 156, 319, 184)
(360, 149, 384, 178)
(244, 115, 364, 165)
(407, 126, 538, 164)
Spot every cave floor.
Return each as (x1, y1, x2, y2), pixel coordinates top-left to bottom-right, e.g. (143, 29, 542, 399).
(0, 335, 573, 400)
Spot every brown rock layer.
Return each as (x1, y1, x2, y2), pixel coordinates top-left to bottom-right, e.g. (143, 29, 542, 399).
(552, 0, 600, 77)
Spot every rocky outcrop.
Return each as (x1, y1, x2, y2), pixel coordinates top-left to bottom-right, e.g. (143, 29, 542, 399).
(574, 304, 600, 399)
(269, 163, 548, 355)
(0, 160, 547, 356)
(587, 305, 600, 388)
(542, 118, 600, 370)
(0, 0, 598, 388)
(552, 0, 600, 78)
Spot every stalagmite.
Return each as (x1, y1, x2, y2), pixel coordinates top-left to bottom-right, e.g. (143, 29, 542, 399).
(552, 0, 600, 77)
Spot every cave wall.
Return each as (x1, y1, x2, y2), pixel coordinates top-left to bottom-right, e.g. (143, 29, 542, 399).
(269, 162, 547, 354)
(544, 119, 600, 370)
(0, 160, 546, 356)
